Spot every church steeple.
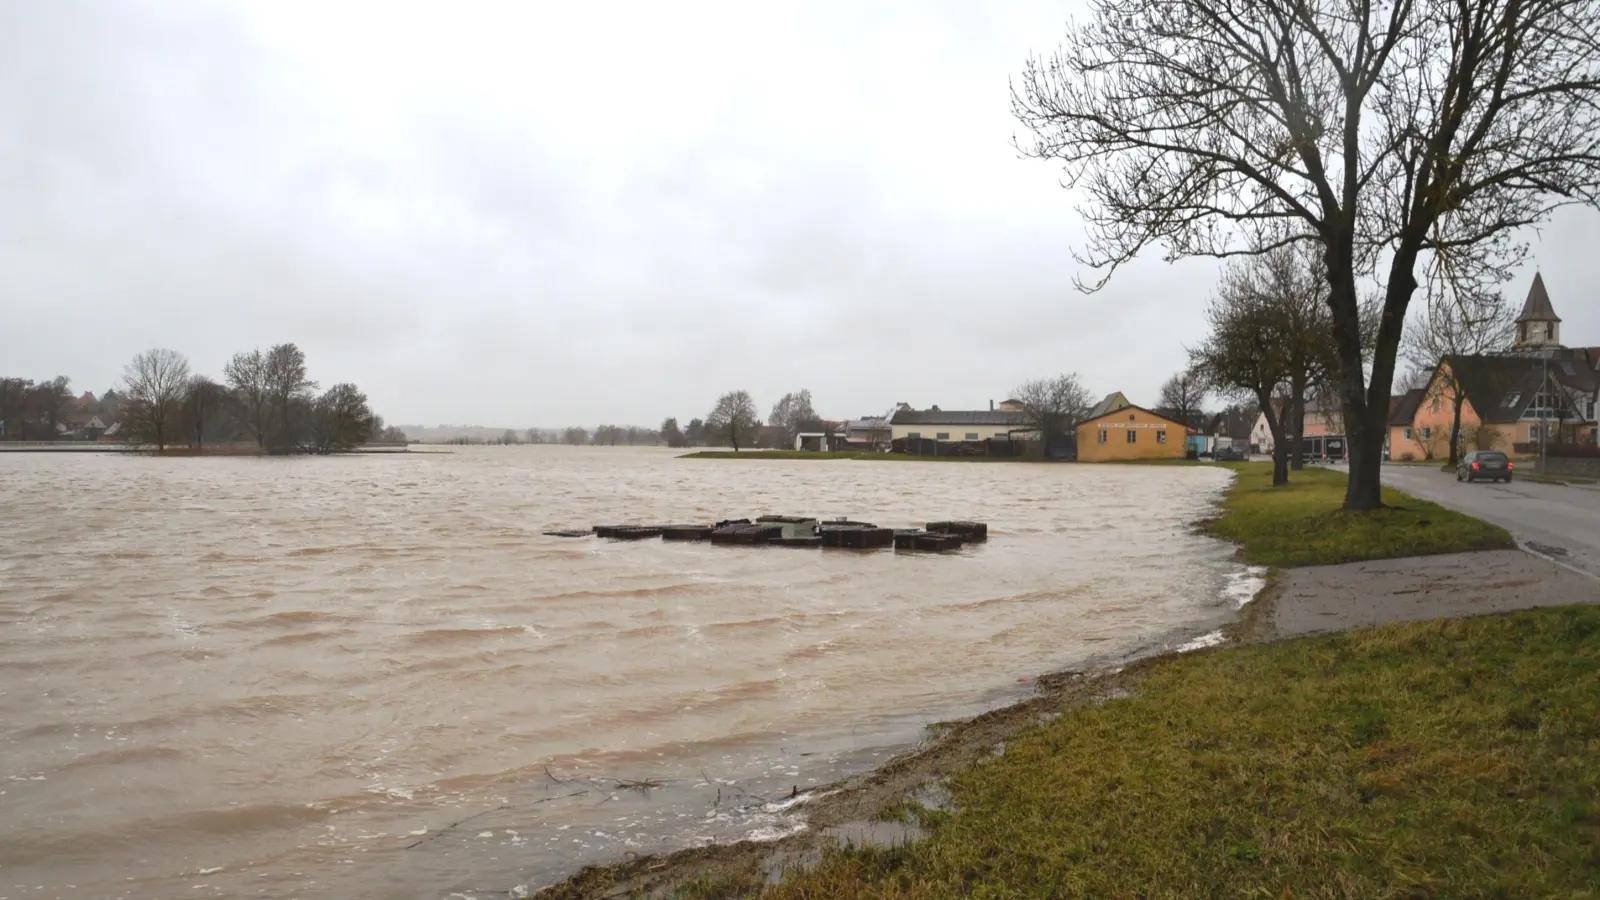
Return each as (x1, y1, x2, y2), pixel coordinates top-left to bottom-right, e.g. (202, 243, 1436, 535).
(1513, 271, 1562, 349)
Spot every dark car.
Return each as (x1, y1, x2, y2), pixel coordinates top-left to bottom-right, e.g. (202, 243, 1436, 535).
(1456, 450, 1514, 483)
(1215, 446, 1248, 461)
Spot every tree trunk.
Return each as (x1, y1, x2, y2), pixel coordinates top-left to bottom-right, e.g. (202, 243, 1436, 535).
(1289, 375, 1306, 471)
(1448, 394, 1465, 466)
(1327, 237, 1414, 510)
(1255, 389, 1289, 486)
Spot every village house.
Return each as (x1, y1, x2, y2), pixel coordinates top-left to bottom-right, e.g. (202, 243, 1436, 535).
(1386, 388, 1427, 459)
(1075, 405, 1189, 462)
(887, 400, 1032, 444)
(1393, 273, 1600, 459)
(1085, 391, 1130, 420)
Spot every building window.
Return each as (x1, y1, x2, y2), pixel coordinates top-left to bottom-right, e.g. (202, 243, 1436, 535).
(1126, 430, 1137, 444)
(1403, 426, 1413, 441)
(965, 432, 979, 441)
(1422, 426, 1432, 442)
(935, 432, 950, 440)
(1156, 429, 1167, 444)
(907, 432, 921, 440)
(1547, 322, 1555, 339)
(1098, 429, 1107, 444)
(1503, 392, 1521, 408)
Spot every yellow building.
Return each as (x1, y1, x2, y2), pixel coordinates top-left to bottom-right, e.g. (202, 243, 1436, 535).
(1075, 405, 1189, 462)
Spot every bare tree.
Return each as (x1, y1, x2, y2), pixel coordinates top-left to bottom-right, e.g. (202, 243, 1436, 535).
(1157, 371, 1207, 428)
(1402, 286, 1516, 464)
(264, 343, 316, 451)
(707, 390, 759, 451)
(1191, 265, 1296, 485)
(1012, 374, 1092, 458)
(768, 390, 819, 444)
(500, 429, 521, 445)
(563, 426, 588, 446)
(1013, 0, 1600, 509)
(182, 376, 230, 451)
(304, 383, 375, 454)
(224, 349, 271, 448)
(123, 349, 191, 451)
(684, 418, 705, 446)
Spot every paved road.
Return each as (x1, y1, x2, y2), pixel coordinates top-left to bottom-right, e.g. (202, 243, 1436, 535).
(1380, 464, 1600, 581)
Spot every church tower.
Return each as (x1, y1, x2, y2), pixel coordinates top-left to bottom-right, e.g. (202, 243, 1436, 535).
(1513, 272, 1562, 350)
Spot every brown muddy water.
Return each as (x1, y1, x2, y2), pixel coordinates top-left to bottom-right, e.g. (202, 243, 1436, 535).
(0, 447, 1257, 899)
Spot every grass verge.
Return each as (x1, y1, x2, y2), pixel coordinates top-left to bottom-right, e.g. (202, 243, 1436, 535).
(1200, 462, 1513, 567)
(677, 450, 1042, 462)
(764, 605, 1600, 899)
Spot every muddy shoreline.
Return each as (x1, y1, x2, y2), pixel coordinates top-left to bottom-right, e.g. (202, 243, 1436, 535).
(527, 578, 1285, 899)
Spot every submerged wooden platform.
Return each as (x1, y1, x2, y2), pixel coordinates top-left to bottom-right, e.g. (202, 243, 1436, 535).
(553, 516, 988, 553)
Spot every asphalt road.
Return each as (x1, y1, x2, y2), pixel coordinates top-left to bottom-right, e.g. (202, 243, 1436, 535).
(1379, 464, 1600, 581)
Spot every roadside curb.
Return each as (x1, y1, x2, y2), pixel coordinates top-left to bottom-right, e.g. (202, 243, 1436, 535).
(1515, 538, 1598, 584)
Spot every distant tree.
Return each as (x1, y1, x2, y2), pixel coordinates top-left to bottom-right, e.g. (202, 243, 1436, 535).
(304, 383, 375, 453)
(264, 343, 316, 452)
(123, 349, 192, 451)
(684, 418, 705, 446)
(1157, 371, 1206, 428)
(563, 426, 588, 446)
(661, 417, 686, 448)
(1402, 284, 1517, 465)
(224, 349, 271, 448)
(181, 376, 230, 451)
(768, 390, 819, 443)
(27, 376, 73, 438)
(0, 378, 30, 440)
(379, 425, 409, 443)
(707, 390, 759, 451)
(1013, 374, 1092, 458)
(500, 429, 520, 445)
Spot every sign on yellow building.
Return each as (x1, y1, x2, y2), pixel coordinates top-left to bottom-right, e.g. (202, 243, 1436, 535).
(1075, 405, 1190, 462)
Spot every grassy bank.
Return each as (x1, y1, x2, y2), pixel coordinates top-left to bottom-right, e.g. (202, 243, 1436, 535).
(677, 450, 1039, 462)
(757, 605, 1600, 899)
(1201, 462, 1514, 567)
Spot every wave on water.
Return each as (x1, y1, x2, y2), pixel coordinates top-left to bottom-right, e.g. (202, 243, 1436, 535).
(403, 625, 530, 646)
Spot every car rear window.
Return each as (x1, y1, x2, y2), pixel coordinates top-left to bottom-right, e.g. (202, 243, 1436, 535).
(1478, 452, 1508, 462)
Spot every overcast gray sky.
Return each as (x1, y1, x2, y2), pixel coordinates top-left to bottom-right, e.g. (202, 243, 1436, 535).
(3, 1, 1596, 427)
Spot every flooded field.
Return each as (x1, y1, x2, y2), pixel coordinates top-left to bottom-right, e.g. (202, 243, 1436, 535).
(0, 447, 1250, 898)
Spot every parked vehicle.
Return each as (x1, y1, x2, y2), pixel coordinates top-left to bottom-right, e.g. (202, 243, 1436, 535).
(1296, 434, 1346, 463)
(1456, 450, 1514, 483)
(1215, 446, 1248, 461)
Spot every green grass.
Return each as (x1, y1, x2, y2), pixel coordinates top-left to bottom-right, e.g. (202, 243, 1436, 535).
(1523, 471, 1599, 486)
(677, 450, 1042, 462)
(764, 606, 1600, 899)
(1200, 462, 1514, 567)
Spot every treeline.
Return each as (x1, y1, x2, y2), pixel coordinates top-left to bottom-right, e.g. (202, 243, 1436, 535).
(0, 343, 404, 453)
(0, 376, 78, 441)
(439, 389, 835, 451)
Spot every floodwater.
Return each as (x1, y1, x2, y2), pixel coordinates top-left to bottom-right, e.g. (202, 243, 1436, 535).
(0, 447, 1252, 899)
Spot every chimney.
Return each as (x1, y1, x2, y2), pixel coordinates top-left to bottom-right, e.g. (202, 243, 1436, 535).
(990, 399, 994, 411)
